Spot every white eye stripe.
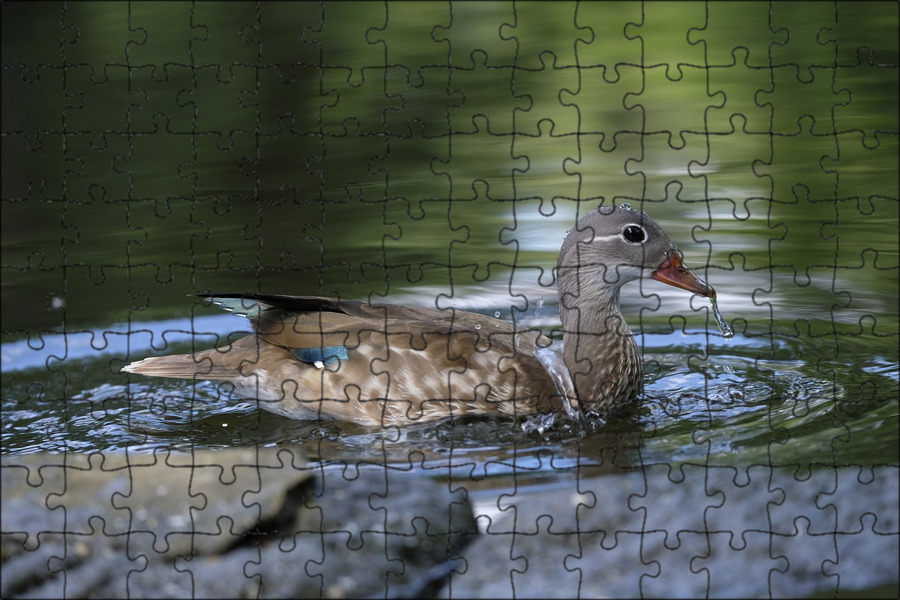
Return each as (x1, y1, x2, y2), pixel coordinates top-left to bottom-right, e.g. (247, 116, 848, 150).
(582, 227, 648, 243)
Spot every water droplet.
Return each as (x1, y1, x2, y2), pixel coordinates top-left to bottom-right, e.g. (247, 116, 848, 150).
(494, 311, 501, 318)
(474, 324, 481, 330)
(709, 293, 734, 338)
(620, 202, 632, 210)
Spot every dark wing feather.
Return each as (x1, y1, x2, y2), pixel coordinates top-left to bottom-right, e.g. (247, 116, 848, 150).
(199, 292, 549, 355)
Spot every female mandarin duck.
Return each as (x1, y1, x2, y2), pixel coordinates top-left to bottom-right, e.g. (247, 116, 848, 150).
(122, 205, 714, 427)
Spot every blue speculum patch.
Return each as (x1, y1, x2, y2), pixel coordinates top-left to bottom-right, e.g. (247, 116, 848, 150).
(290, 346, 349, 364)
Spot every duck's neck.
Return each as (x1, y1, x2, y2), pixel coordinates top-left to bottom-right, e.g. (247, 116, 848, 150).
(558, 285, 643, 414)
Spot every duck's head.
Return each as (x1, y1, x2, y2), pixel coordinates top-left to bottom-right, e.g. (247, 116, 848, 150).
(557, 204, 713, 300)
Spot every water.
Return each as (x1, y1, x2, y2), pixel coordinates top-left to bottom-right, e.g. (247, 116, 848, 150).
(1, 4, 897, 593)
(709, 292, 735, 339)
(3, 313, 895, 477)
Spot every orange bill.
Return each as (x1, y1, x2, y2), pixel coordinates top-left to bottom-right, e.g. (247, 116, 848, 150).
(650, 252, 715, 298)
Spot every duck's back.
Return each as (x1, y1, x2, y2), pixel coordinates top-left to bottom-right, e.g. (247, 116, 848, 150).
(124, 294, 568, 426)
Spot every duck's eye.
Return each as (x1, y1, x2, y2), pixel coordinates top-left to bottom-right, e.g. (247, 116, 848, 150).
(622, 225, 646, 243)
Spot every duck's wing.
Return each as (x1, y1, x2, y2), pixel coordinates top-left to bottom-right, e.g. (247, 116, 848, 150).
(204, 293, 368, 349)
(201, 292, 540, 353)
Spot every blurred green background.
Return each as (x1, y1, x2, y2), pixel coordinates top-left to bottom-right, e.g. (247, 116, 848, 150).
(3, 1, 896, 335)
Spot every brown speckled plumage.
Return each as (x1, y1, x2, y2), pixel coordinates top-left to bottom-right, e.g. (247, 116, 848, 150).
(122, 206, 713, 427)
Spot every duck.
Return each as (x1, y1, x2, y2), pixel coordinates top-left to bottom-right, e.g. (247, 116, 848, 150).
(122, 205, 715, 427)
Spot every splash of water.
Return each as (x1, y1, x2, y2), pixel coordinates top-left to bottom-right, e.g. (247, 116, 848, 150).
(707, 287, 734, 338)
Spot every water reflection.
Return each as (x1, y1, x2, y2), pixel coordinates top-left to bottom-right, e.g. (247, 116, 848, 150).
(4, 324, 895, 475)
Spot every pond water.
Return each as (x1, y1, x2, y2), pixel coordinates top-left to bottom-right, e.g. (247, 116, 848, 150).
(3, 299, 897, 478)
(1, 3, 898, 595)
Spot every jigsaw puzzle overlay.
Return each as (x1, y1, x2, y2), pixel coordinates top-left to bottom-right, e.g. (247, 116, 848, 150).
(2, 2, 898, 598)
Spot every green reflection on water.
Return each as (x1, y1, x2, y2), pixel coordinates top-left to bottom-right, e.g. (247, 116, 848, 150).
(1, 2, 897, 473)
